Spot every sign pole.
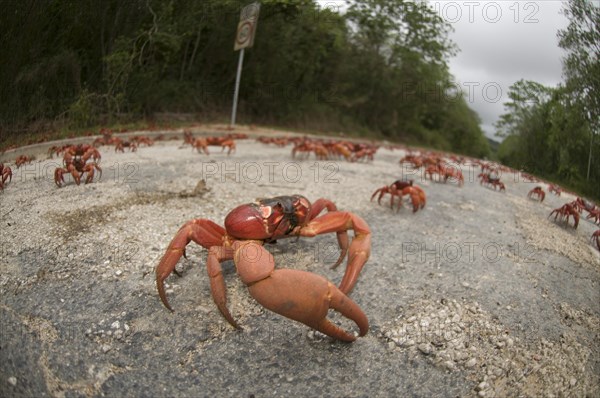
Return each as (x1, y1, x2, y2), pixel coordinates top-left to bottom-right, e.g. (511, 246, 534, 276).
(230, 48, 245, 127)
(230, 2, 259, 129)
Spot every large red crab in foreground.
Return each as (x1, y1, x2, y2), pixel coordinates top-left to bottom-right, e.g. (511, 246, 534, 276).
(370, 180, 426, 212)
(156, 195, 371, 342)
(54, 144, 102, 187)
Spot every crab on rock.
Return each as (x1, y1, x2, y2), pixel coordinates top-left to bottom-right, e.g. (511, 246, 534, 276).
(155, 195, 371, 342)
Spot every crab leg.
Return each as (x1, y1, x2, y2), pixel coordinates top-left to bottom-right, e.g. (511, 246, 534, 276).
(297, 211, 371, 294)
(155, 219, 226, 311)
(370, 187, 387, 205)
(233, 242, 368, 342)
(400, 186, 426, 213)
(206, 246, 239, 328)
(307, 198, 349, 268)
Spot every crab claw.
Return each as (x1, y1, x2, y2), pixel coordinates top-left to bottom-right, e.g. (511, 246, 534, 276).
(234, 242, 368, 342)
(297, 212, 371, 294)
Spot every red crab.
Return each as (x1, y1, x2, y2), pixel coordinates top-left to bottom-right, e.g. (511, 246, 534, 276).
(592, 230, 600, 251)
(528, 186, 545, 202)
(15, 155, 34, 168)
(0, 163, 12, 191)
(549, 203, 579, 229)
(155, 195, 371, 342)
(54, 144, 102, 187)
(371, 180, 426, 212)
(548, 184, 562, 196)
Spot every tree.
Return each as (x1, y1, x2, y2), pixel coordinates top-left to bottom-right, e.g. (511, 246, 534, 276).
(558, 0, 600, 180)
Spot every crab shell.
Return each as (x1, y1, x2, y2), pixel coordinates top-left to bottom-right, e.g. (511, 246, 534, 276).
(224, 195, 311, 240)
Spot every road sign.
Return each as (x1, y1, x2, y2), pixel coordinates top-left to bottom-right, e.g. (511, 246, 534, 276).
(234, 2, 260, 51)
(231, 3, 260, 127)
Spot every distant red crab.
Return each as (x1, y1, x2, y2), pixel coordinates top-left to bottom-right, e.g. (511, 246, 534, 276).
(54, 144, 102, 187)
(0, 163, 12, 191)
(548, 184, 562, 196)
(370, 180, 426, 212)
(592, 230, 600, 251)
(549, 203, 579, 228)
(15, 155, 34, 168)
(155, 195, 371, 342)
(527, 186, 545, 202)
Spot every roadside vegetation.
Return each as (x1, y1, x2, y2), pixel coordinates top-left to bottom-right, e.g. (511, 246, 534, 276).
(1, 0, 596, 198)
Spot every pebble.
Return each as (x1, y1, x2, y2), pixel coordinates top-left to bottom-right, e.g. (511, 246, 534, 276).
(8, 377, 17, 386)
(418, 343, 433, 355)
(101, 344, 112, 353)
(443, 360, 455, 371)
(465, 358, 477, 368)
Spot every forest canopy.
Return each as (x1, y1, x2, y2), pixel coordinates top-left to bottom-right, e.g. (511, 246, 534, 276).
(0, 0, 490, 158)
(495, 0, 599, 199)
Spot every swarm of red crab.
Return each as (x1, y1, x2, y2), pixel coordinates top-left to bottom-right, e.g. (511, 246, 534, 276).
(156, 195, 371, 342)
(183, 131, 236, 155)
(54, 144, 102, 187)
(425, 163, 464, 187)
(288, 138, 378, 162)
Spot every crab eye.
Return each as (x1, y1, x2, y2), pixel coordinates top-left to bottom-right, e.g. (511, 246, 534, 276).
(292, 196, 311, 225)
(259, 205, 272, 219)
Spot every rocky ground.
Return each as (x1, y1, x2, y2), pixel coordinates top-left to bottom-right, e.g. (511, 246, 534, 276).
(1, 126, 599, 397)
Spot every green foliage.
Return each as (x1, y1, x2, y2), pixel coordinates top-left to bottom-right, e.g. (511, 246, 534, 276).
(494, 0, 599, 199)
(67, 89, 100, 128)
(1, 0, 489, 157)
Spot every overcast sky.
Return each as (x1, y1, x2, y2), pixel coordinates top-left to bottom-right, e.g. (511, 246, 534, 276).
(317, 0, 570, 140)
(442, 1, 569, 140)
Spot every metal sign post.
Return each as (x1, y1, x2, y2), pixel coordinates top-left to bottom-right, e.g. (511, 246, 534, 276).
(230, 2, 260, 128)
(231, 48, 245, 127)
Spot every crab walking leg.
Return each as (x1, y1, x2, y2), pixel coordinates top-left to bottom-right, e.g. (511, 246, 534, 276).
(233, 242, 368, 342)
(307, 198, 349, 268)
(69, 165, 82, 185)
(401, 187, 422, 213)
(369, 187, 385, 204)
(84, 163, 102, 184)
(390, 186, 403, 210)
(156, 219, 226, 311)
(206, 246, 239, 329)
(298, 212, 371, 294)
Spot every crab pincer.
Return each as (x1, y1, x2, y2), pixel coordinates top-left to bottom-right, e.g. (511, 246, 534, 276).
(234, 241, 368, 342)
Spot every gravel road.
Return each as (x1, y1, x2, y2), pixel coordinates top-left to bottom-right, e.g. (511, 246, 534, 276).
(1, 126, 599, 397)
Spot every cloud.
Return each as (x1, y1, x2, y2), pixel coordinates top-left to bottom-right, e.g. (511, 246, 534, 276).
(442, 1, 569, 139)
